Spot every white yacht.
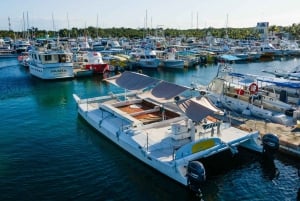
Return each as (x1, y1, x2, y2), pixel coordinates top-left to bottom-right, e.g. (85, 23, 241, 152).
(129, 48, 160, 68)
(28, 47, 74, 79)
(73, 71, 279, 194)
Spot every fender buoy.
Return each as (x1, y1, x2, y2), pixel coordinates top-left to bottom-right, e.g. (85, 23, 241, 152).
(249, 83, 258, 94)
(236, 89, 244, 95)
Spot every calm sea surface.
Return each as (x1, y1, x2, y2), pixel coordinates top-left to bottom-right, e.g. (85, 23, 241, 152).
(0, 57, 300, 201)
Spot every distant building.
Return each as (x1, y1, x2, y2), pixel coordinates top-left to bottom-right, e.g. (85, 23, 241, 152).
(256, 22, 269, 40)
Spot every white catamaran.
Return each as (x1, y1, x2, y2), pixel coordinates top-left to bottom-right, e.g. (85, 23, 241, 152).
(73, 71, 279, 194)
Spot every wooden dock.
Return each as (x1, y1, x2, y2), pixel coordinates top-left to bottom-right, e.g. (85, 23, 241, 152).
(239, 119, 300, 157)
(219, 113, 300, 158)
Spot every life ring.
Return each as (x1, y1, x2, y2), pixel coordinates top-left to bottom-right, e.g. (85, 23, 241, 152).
(249, 83, 258, 94)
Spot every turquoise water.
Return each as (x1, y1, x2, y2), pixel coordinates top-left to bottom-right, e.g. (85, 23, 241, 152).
(0, 58, 299, 201)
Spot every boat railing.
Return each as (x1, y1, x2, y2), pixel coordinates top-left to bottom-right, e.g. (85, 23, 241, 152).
(197, 121, 221, 137)
(78, 91, 139, 104)
(112, 99, 142, 107)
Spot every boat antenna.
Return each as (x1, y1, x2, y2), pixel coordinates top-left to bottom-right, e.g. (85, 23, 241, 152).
(52, 13, 56, 34)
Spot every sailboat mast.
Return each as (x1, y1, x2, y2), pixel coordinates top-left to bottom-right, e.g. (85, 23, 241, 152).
(191, 11, 193, 29)
(52, 12, 56, 37)
(197, 12, 199, 30)
(146, 9, 148, 36)
(96, 13, 99, 38)
(22, 12, 26, 38)
(146, 10, 148, 29)
(27, 11, 29, 39)
(67, 13, 70, 38)
(225, 13, 228, 40)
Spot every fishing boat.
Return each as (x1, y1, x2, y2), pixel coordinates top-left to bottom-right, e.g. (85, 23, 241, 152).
(28, 47, 74, 79)
(129, 48, 160, 68)
(203, 63, 299, 126)
(14, 40, 31, 54)
(73, 71, 278, 194)
(101, 51, 129, 72)
(161, 48, 184, 69)
(84, 51, 110, 74)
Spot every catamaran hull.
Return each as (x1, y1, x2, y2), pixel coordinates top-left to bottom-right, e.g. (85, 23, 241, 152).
(76, 104, 189, 186)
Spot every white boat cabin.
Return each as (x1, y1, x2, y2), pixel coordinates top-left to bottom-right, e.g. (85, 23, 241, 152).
(30, 50, 72, 64)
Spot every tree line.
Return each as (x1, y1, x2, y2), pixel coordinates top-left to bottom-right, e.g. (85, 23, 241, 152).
(1, 23, 300, 40)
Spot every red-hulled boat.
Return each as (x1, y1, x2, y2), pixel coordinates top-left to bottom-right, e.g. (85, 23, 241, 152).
(84, 51, 109, 74)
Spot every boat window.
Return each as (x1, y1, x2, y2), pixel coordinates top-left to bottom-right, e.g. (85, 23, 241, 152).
(58, 54, 67, 63)
(45, 55, 52, 61)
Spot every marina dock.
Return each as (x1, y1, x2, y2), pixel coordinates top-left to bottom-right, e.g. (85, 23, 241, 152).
(227, 114, 300, 158)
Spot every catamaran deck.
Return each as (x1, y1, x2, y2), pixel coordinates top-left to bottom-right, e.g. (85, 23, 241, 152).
(78, 97, 260, 162)
(116, 99, 180, 124)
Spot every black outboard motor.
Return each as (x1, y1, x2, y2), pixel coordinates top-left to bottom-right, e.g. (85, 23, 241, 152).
(187, 161, 206, 195)
(262, 133, 280, 160)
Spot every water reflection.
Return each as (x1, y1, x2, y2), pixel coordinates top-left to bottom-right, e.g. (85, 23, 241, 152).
(260, 159, 280, 181)
(30, 78, 73, 108)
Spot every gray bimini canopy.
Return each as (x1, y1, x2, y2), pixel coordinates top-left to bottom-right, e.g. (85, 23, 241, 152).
(149, 81, 189, 100)
(104, 71, 160, 91)
(105, 71, 190, 102)
(178, 97, 224, 123)
(137, 80, 190, 103)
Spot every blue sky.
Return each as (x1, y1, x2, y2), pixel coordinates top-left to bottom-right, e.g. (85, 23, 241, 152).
(1, 0, 300, 31)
